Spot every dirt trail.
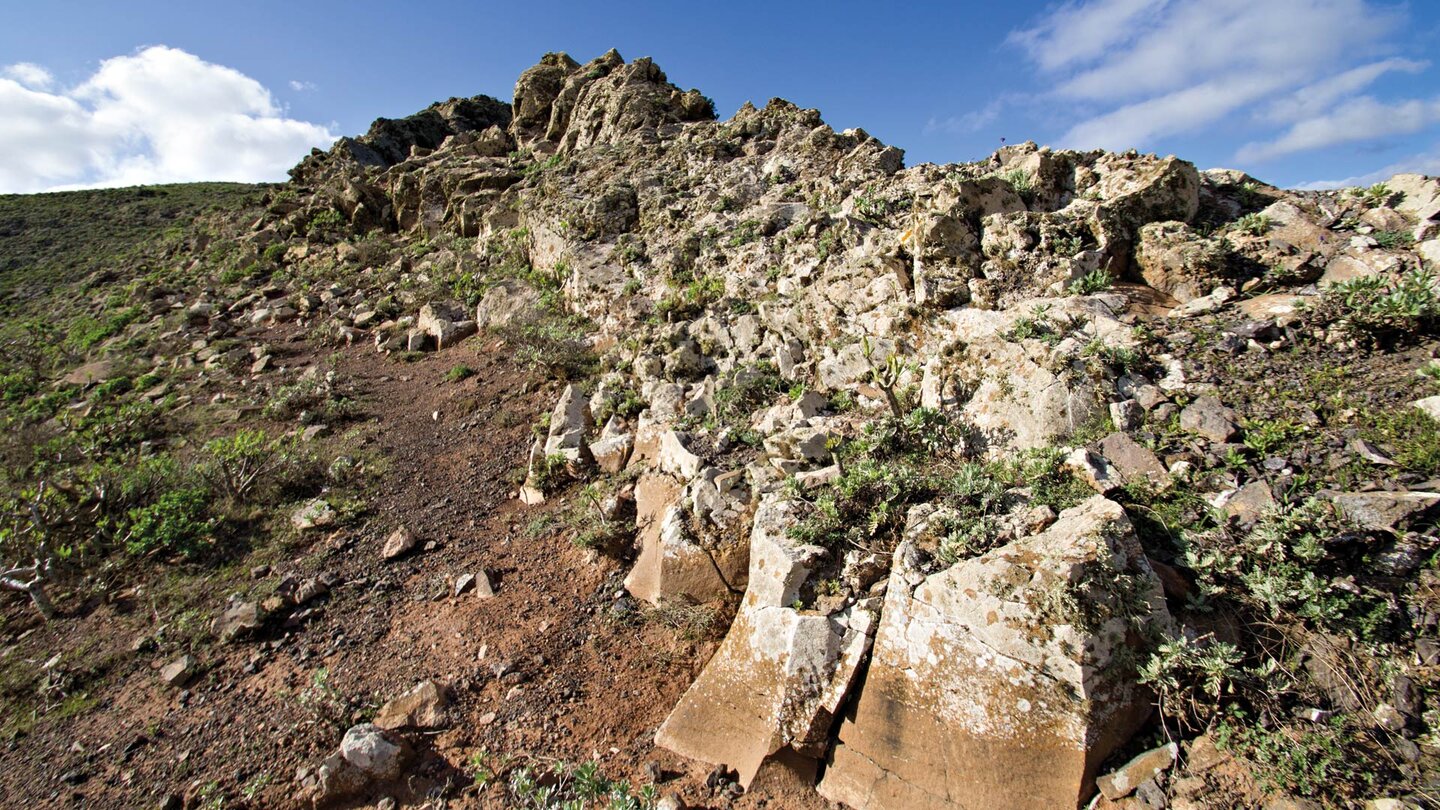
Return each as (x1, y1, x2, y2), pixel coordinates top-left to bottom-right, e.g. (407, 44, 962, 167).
(0, 333, 817, 809)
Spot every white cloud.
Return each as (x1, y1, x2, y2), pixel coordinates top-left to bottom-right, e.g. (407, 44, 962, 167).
(1006, 0, 1166, 74)
(289, 80, 317, 92)
(997, 0, 1440, 165)
(1294, 144, 1440, 189)
(2, 62, 54, 90)
(1239, 95, 1440, 162)
(1061, 72, 1297, 151)
(0, 46, 336, 193)
(925, 96, 1013, 135)
(1262, 58, 1426, 124)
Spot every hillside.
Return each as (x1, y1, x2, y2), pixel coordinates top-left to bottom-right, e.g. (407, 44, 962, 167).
(3, 49, 1440, 810)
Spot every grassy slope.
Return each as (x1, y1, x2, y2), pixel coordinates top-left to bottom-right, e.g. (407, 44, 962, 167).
(0, 183, 267, 312)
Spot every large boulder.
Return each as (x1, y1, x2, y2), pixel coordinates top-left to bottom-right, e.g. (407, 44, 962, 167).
(510, 52, 580, 143)
(556, 55, 715, 153)
(543, 383, 593, 463)
(624, 472, 746, 604)
(819, 496, 1173, 810)
(655, 495, 877, 786)
(1133, 221, 1227, 302)
(1387, 174, 1440, 241)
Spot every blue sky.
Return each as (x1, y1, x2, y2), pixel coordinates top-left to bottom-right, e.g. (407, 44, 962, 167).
(2, 0, 1439, 192)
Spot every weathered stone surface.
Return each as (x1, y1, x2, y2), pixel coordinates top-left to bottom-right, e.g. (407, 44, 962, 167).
(1097, 432, 1168, 485)
(160, 655, 198, 687)
(1180, 396, 1240, 443)
(657, 429, 702, 479)
(1096, 742, 1177, 800)
(312, 723, 411, 803)
(820, 496, 1173, 810)
(1414, 395, 1440, 423)
(656, 495, 877, 786)
(1134, 221, 1226, 302)
(1326, 491, 1440, 533)
(1065, 447, 1121, 494)
(1223, 480, 1276, 526)
(589, 432, 634, 474)
(213, 600, 262, 643)
(381, 527, 418, 560)
(544, 383, 593, 462)
(624, 473, 743, 605)
(373, 680, 450, 730)
(474, 279, 543, 331)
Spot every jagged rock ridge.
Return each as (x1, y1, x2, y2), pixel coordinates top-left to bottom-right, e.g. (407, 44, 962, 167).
(229, 50, 1440, 809)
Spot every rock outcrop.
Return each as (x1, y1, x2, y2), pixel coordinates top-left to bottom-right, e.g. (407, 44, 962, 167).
(820, 496, 1173, 809)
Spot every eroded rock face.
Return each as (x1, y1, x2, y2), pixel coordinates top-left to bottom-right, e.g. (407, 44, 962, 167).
(655, 494, 877, 786)
(819, 496, 1173, 810)
(1134, 221, 1227, 302)
(624, 472, 746, 604)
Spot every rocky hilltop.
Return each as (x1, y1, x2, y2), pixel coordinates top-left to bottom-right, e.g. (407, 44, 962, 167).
(3, 50, 1440, 809)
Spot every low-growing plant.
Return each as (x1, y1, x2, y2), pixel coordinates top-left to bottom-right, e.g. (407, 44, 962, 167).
(443, 364, 476, 383)
(1215, 708, 1384, 801)
(198, 429, 307, 504)
(1371, 229, 1414, 250)
(123, 487, 214, 559)
(1234, 212, 1271, 236)
(1139, 634, 1244, 730)
(499, 314, 597, 380)
(1306, 268, 1440, 346)
(1067, 269, 1114, 295)
(1241, 416, 1306, 455)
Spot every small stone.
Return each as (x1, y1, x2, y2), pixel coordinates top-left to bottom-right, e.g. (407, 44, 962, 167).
(291, 499, 337, 531)
(1414, 396, 1440, 422)
(1351, 438, 1397, 466)
(1096, 742, 1178, 800)
(1223, 481, 1275, 526)
(1063, 447, 1120, 493)
(473, 570, 496, 599)
(1183, 733, 1228, 773)
(1110, 399, 1143, 431)
(213, 601, 262, 643)
(373, 681, 450, 730)
(1418, 639, 1440, 666)
(455, 573, 476, 596)
(160, 655, 198, 687)
(1374, 703, 1407, 732)
(1097, 432, 1168, 485)
(1180, 396, 1241, 443)
(381, 527, 418, 560)
(1296, 707, 1333, 723)
(1327, 490, 1440, 533)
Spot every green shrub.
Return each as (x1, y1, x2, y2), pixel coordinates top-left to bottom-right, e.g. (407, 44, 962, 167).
(443, 365, 476, 383)
(124, 488, 213, 559)
(199, 429, 305, 503)
(997, 168, 1035, 200)
(1242, 416, 1306, 455)
(1067, 269, 1114, 295)
(1216, 709, 1382, 800)
(1234, 213, 1271, 236)
(504, 759, 658, 809)
(1308, 268, 1440, 345)
(1139, 635, 1243, 729)
(499, 315, 597, 380)
(1361, 406, 1440, 475)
